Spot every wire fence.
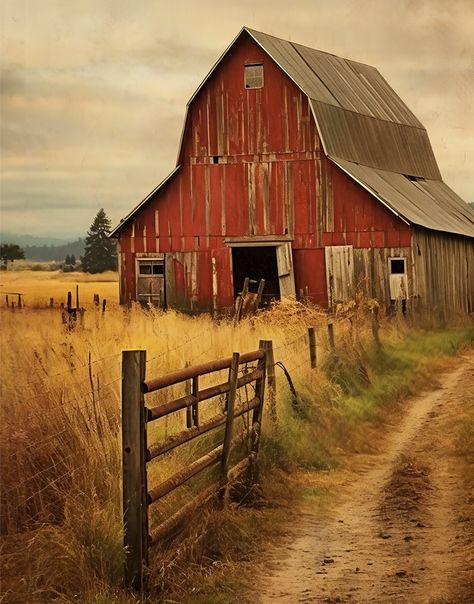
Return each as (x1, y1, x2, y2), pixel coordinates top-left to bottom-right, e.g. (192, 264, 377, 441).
(1, 308, 381, 534)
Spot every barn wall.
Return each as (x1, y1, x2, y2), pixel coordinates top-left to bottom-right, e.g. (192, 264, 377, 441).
(117, 33, 453, 314)
(412, 228, 474, 316)
(118, 32, 328, 310)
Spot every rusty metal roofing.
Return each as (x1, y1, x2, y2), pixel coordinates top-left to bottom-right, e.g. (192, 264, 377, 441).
(332, 158, 474, 238)
(246, 28, 441, 179)
(311, 101, 441, 179)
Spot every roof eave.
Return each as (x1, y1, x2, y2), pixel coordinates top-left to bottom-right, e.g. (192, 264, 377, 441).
(109, 165, 181, 237)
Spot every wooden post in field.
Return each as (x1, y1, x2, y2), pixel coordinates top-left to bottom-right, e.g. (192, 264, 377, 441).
(252, 340, 268, 456)
(102, 299, 107, 313)
(327, 322, 335, 350)
(371, 306, 381, 348)
(220, 352, 240, 499)
(184, 361, 192, 429)
(50, 297, 54, 308)
(122, 350, 148, 593)
(76, 285, 80, 310)
(67, 291, 72, 312)
(11, 301, 15, 312)
(192, 376, 199, 426)
(93, 293, 100, 306)
(5, 295, 9, 308)
(17, 294, 22, 309)
(262, 340, 276, 423)
(308, 327, 317, 368)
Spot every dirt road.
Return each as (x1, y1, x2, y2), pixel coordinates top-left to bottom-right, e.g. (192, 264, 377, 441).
(257, 352, 474, 603)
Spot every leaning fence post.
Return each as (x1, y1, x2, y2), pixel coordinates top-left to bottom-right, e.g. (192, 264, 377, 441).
(308, 327, 317, 368)
(122, 350, 148, 593)
(327, 322, 335, 350)
(220, 352, 240, 500)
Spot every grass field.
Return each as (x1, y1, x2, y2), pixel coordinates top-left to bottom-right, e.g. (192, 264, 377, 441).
(0, 271, 472, 603)
(0, 269, 119, 308)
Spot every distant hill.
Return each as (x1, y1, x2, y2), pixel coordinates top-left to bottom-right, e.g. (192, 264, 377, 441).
(22, 239, 86, 262)
(0, 232, 80, 247)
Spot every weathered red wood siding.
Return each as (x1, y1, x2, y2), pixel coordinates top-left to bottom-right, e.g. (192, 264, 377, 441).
(117, 31, 412, 309)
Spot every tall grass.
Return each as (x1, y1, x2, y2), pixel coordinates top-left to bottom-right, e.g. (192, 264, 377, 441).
(0, 297, 472, 602)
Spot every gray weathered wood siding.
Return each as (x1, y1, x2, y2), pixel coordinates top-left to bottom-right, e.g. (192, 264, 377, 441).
(411, 228, 474, 316)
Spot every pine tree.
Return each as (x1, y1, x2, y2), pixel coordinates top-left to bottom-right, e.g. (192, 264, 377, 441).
(70, 254, 76, 265)
(81, 209, 117, 273)
(65, 254, 71, 265)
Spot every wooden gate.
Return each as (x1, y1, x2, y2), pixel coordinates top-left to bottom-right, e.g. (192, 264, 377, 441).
(121, 341, 271, 591)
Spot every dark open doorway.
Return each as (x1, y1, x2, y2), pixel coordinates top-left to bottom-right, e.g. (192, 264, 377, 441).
(231, 246, 280, 306)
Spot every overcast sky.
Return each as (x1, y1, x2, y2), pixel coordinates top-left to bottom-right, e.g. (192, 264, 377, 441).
(1, 0, 473, 239)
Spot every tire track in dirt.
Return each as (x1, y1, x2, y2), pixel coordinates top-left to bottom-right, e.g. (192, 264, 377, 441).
(256, 352, 474, 603)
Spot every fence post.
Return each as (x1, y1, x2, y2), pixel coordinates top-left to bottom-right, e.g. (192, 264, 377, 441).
(308, 327, 317, 368)
(327, 322, 335, 350)
(18, 294, 22, 309)
(122, 350, 148, 593)
(102, 299, 107, 313)
(93, 293, 100, 306)
(220, 352, 240, 499)
(261, 340, 276, 423)
(50, 297, 54, 308)
(252, 340, 268, 455)
(184, 361, 192, 429)
(5, 295, 9, 308)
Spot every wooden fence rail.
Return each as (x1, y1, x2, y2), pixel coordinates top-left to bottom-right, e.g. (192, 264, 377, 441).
(122, 341, 270, 592)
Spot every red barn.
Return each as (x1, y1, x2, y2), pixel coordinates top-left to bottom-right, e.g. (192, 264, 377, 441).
(111, 27, 474, 315)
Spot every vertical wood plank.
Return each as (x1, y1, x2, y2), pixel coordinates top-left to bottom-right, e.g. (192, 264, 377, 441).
(122, 350, 148, 592)
(220, 352, 240, 498)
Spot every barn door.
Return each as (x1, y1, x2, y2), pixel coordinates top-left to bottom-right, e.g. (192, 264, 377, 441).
(276, 243, 296, 298)
(325, 245, 354, 308)
(136, 256, 166, 307)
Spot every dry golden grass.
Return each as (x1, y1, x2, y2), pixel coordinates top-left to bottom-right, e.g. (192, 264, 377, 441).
(0, 269, 119, 308)
(0, 281, 472, 603)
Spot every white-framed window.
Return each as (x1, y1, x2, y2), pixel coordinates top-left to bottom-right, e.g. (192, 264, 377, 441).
(244, 63, 264, 89)
(388, 256, 408, 301)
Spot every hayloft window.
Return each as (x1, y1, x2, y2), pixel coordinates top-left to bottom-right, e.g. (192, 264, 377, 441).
(244, 63, 263, 89)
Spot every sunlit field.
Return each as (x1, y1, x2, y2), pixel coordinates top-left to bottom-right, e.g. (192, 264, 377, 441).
(0, 269, 119, 308)
(0, 271, 472, 603)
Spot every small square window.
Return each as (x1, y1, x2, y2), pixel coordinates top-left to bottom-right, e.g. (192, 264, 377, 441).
(390, 258, 406, 274)
(139, 264, 152, 275)
(245, 64, 263, 89)
(152, 263, 164, 275)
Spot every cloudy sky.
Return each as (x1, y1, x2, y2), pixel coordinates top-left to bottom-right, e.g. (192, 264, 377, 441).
(1, 0, 473, 239)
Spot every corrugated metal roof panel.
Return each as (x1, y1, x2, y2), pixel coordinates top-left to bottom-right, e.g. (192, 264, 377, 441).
(247, 28, 423, 127)
(312, 101, 441, 179)
(331, 157, 474, 238)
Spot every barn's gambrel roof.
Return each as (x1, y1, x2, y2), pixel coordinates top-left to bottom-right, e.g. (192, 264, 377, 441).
(111, 27, 474, 238)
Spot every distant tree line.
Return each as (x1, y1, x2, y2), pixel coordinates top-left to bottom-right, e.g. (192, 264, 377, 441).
(23, 239, 85, 262)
